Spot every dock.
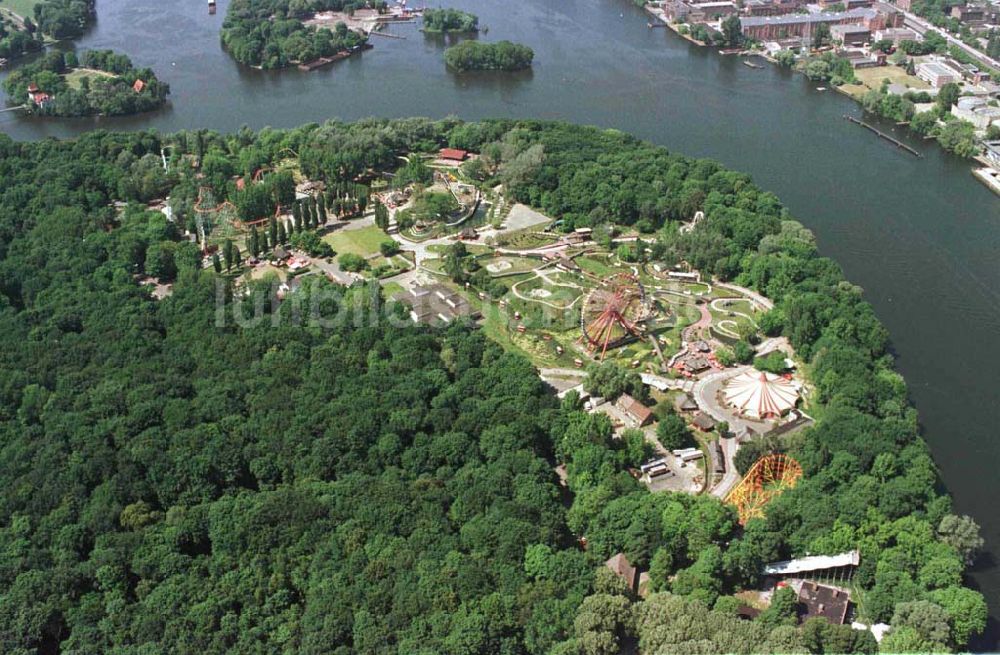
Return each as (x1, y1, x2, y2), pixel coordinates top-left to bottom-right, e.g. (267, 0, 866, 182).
(972, 167, 1000, 197)
(844, 115, 923, 158)
(297, 43, 373, 71)
(742, 59, 763, 69)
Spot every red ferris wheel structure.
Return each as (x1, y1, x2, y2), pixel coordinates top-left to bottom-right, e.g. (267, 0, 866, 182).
(579, 273, 649, 360)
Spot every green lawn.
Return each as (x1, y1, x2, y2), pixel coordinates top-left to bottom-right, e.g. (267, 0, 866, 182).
(840, 64, 929, 100)
(576, 255, 616, 278)
(0, 0, 41, 20)
(64, 68, 117, 90)
(381, 281, 405, 299)
(322, 225, 392, 257)
(427, 243, 491, 256)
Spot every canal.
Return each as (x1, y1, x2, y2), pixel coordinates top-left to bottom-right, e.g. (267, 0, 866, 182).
(2, 0, 1000, 645)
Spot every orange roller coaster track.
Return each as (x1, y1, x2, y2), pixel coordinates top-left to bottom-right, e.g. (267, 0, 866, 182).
(724, 453, 802, 525)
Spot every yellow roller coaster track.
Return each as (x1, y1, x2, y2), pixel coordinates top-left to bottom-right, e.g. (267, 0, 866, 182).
(724, 453, 803, 525)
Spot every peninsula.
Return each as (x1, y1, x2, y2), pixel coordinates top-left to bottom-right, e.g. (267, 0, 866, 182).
(0, 118, 985, 654)
(220, 0, 372, 70)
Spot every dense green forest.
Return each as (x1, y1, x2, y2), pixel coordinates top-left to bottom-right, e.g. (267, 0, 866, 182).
(0, 14, 43, 59)
(444, 40, 534, 72)
(220, 0, 367, 69)
(0, 0, 94, 58)
(2, 49, 169, 116)
(0, 118, 986, 654)
(422, 8, 479, 33)
(31, 0, 95, 39)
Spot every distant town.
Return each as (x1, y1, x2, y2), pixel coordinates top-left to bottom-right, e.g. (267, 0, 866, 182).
(644, 0, 1000, 194)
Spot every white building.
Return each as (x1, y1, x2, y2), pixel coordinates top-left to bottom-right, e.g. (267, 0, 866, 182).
(916, 60, 962, 87)
(951, 96, 1000, 128)
(873, 27, 918, 44)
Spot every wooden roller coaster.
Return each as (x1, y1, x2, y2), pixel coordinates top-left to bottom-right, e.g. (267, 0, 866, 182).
(724, 453, 802, 525)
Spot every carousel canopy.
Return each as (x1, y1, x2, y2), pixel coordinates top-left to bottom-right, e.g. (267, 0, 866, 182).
(724, 370, 799, 419)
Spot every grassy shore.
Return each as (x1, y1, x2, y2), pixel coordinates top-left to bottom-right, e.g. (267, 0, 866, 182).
(839, 65, 930, 100)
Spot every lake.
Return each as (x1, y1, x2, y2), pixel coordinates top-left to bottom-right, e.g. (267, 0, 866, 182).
(2, 0, 999, 646)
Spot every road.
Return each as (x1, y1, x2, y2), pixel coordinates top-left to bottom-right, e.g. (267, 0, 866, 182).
(691, 368, 741, 497)
(712, 280, 774, 311)
(902, 10, 1000, 72)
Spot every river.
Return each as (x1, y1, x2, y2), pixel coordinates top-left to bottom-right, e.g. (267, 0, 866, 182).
(2, 0, 1000, 646)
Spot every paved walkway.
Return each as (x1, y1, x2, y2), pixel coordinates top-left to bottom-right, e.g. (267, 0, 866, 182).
(690, 366, 770, 498)
(640, 372, 694, 393)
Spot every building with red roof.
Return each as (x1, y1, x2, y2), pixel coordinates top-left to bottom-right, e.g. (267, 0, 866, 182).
(132, 79, 146, 93)
(439, 148, 468, 162)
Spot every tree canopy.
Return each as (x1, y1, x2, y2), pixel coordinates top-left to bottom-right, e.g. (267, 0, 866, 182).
(221, 0, 367, 69)
(0, 118, 985, 653)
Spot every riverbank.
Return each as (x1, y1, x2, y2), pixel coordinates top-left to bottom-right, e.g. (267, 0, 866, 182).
(1, 0, 1000, 645)
(644, 2, 999, 193)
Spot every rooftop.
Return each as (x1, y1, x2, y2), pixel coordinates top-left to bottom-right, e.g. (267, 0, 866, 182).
(618, 393, 653, 424)
(762, 550, 860, 575)
(605, 552, 639, 592)
(395, 283, 478, 325)
(741, 8, 874, 26)
(797, 581, 851, 625)
(918, 61, 961, 77)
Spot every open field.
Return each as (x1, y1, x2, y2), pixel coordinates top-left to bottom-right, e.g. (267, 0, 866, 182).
(841, 64, 929, 99)
(427, 243, 492, 256)
(480, 255, 539, 275)
(382, 281, 405, 299)
(493, 228, 558, 250)
(0, 0, 41, 20)
(323, 225, 390, 257)
(575, 255, 617, 278)
(249, 263, 287, 282)
(65, 68, 117, 90)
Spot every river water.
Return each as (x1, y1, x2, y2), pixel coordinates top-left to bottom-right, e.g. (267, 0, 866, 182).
(2, 0, 999, 646)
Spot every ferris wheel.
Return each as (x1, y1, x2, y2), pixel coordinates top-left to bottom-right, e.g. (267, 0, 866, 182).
(579, 273, 649, 359)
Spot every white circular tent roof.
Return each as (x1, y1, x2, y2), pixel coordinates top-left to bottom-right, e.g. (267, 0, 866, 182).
(724, 370, 799, 419)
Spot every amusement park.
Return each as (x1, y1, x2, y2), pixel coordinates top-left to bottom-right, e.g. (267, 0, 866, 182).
(125, 140, 890, 640)
(147, 143, 814, 528)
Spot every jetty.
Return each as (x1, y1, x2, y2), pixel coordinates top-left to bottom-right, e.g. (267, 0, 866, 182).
(297, 43, 373, 71)
(844, 115, 923, 158)
(742, 59, 763, 69)
(972, 167, 1000, 197)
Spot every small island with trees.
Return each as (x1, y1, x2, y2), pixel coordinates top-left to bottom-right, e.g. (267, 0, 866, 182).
(444, 39, 534, 72)
(421, 7, 478, 34)
(220, 0, 369, 70)
(3, 49, 170, 117)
